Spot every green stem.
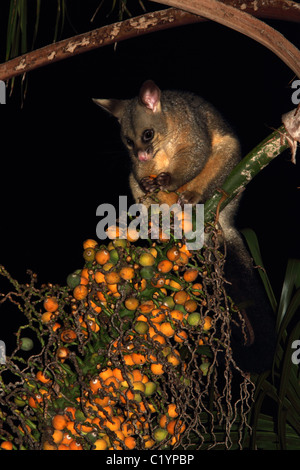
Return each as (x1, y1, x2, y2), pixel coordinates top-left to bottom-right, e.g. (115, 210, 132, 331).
(204, 125, 289, 224)
(0, 265, 22, 293)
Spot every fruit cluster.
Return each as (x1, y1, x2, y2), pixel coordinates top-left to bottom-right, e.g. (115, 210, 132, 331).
(0, 222, 238, 450)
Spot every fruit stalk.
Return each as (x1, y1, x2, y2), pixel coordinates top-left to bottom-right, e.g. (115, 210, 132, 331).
(204, 125, 290, 223)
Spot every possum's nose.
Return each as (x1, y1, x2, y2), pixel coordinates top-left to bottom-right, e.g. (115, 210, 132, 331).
(137, 148, 152, 161)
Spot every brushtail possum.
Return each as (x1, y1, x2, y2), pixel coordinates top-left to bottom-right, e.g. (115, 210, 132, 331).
(93, 80, 275, 373)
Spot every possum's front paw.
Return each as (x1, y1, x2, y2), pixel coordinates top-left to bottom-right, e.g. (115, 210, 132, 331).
(140, 172, 172, 193)
(155, 172, 171, 189)
(140, 175, 159, 193)
(178, 190, 200, 206)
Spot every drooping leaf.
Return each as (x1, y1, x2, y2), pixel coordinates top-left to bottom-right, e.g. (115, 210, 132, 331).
(241, 227, 277, 313)
(276, 259, 300, 332)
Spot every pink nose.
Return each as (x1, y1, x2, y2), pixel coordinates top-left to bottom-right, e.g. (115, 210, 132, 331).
(138, 150, 151, 162)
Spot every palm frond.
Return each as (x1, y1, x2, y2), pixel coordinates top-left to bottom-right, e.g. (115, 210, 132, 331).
(54, 0, 67, 43)
(276, 259, 300, 332)
(241, 227, 277, 313)
(5, 0, 68, 99)
(246, 247, 300, 449)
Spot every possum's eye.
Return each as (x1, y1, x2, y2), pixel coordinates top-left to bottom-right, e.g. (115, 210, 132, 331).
(142, 129, 154, 143)
(125, 137, 134, 148)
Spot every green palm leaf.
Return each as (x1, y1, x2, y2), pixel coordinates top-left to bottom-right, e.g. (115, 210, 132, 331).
(276, 259, 300, 332)
(241, 227, 277, 313)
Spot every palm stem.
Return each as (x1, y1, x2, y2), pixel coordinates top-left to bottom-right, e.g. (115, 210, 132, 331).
(204, 125, 290, 223)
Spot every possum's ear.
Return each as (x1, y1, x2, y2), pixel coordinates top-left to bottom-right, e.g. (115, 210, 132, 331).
(92, 98, 127, 121)
(139, 80, 161, 113)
